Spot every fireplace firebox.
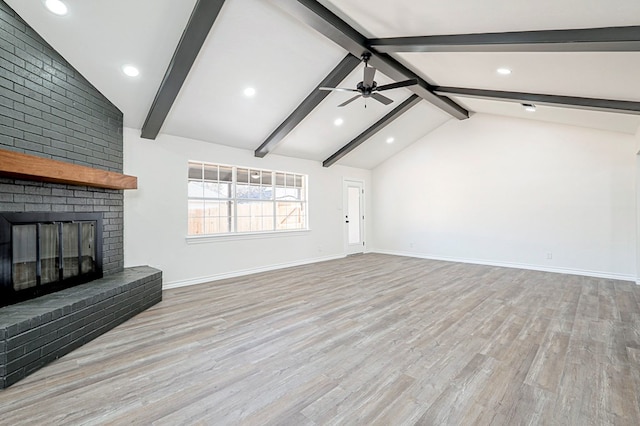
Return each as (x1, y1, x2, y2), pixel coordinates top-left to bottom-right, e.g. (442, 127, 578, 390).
(0, 212, 103, 307)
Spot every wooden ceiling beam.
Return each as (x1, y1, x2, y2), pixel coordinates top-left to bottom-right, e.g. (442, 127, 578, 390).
(270, 0, 469, 120)
(254, 54, 360, 158)
(323, 95, 421, 167)
(433, 86, 640, 115)
(141, 0, 227, 140)
(369, 26, 640, 53)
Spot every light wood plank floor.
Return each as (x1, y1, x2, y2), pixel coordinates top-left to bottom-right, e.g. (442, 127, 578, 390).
(1, 254, 639, 425)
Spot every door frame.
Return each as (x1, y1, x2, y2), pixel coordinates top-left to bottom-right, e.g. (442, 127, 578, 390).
(343, 178, 365, 255)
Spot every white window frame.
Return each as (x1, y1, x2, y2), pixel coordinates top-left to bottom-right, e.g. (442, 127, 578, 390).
(187, 161, 308, 237)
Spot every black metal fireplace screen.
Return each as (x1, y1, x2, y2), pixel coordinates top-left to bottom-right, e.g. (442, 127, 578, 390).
(0, 212, 103, 307)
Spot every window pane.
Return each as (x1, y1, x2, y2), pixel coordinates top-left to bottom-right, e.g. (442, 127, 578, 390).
(204, 201, 221, 217)
(275, 172, 285, 186)
(285, 173, 295, 187)
(260, 185, 273, 200)
(189, 200, 205, 217)
(237, 168, 249, 184)
(204, 164, 218, 181)
(236, 184, 263, 200)
(262, 171, 272, 185)
(348, 187, 361, 244)
(236, 184, 250, 199)
(204, 215, 232, 235)
(276, 202, 305, 230)
(218, 214, 232, 233)
(249, 185, 262, 199)
(220, 166, 233, 182)
(275, 187, 301, 201)
(237, 201, 273, 232)
(188, 200, 205, 235)
(220, 182, 232, 198)
(205, 182, 232, 199)
(295, 175, 303, 188)
(188, 180, 204, 198)
(237, 217, 250, 233)
(188, 162, 202, 179)
(203, 202, 229, 233)
(249, 169, 261, 184)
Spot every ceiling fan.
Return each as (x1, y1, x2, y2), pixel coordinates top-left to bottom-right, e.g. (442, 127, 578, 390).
(320, 53, 417, 107)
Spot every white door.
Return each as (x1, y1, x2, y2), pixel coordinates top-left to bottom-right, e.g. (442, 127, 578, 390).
(343, 180, 364, 255)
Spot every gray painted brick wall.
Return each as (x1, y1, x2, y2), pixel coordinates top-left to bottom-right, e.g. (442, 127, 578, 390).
(0, 177, 124, 275)
(0, 1, 122, 172)
(0, 0, 124, 275)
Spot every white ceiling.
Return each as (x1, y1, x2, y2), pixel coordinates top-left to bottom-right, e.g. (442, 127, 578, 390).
(5, 0, 640, 170)
(319, 0, 640, 37)
(163, 0, 346, 151)
(398, 52, 640, 101)
(273, 67, 415, 163)
(5, 0, 198, 129)
(454, 98, 640, 135)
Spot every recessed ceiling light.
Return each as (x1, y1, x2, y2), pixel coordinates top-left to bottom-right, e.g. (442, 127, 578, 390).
(244, 87, 256, 97)
(122, 65, 140, 77)
(334, 118, 344, 126)
(496, 68, 512, 75)
(522, 103, 536, 112)
(386, 137, 395, 144)
(44, 0, 68, 15)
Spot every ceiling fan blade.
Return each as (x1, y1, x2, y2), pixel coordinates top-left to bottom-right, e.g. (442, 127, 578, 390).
(363, 66, 376, 87)
(376, 79, 418, 92)
(371, 93, 393, 105)
(338, 95, 361, 107)
(319, 87, 358, 93)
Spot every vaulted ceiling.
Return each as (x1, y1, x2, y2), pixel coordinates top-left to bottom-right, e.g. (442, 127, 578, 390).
(7, 0, 640, 169)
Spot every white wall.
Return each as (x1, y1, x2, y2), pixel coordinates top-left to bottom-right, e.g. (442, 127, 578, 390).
(372, 113, 637, 280)
(636, 126, 640, 282)
(123, 128, 371, 286)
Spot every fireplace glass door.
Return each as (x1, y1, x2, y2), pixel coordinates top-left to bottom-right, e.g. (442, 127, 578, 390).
(1, 212, 103, 307)
(80, 222, 96, 274)
(11, 221, 97, 291)
(62, 222, 79, 279)
(40, 224, 60, 285)
(12, 224, 37, 291)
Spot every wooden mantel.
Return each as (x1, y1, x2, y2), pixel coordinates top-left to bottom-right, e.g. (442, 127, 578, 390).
(0, 148, 137, 190)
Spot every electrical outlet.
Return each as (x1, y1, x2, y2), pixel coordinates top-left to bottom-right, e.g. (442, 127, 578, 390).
(546, 252, 553, 259)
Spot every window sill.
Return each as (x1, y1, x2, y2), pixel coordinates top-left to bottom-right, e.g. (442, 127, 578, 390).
(185, 229, 311, 244)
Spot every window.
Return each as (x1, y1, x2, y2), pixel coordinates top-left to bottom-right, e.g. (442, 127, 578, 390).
(188, 162, 307, 236)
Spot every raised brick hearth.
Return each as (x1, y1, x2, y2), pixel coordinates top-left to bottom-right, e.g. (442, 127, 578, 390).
(0, 266, 162, 388)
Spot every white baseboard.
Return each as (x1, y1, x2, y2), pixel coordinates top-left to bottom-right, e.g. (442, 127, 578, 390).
(163, 254, 346, 289)
(373, 249, 637, 282)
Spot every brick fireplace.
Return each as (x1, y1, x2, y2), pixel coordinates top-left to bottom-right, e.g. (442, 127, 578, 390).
(0, 0, 161, 388)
